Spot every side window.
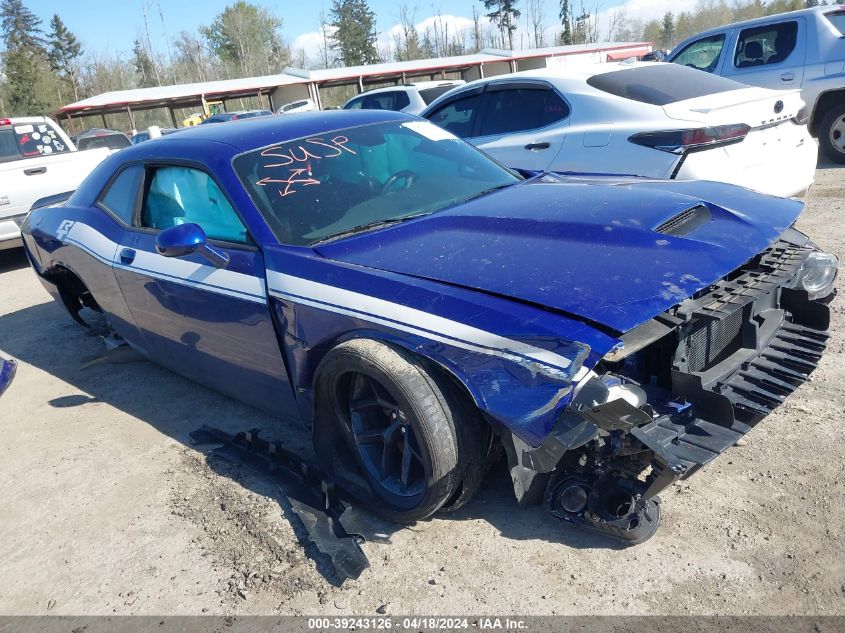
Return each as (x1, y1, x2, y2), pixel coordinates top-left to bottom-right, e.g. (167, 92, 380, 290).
(392, 91, 410, 110)
(100, 165, 143, 224)
(140, 166, 249, 244)
(671, 34, 726, 73)
(734, 21, 798, 68)
(478, 87, 570, 137)
(425, 93, 482, 137)
(362, 92, 404, 111)
(345, 97, 364, 110)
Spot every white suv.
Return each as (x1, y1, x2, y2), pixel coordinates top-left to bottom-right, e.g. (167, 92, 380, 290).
(343, 80, 465, 116)
(669, 6, 845, 163)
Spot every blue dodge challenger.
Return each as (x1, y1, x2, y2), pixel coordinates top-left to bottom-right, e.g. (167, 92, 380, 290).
(21, 111, 837, 542)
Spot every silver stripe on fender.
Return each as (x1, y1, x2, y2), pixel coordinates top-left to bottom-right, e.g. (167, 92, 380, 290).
(266, 270, 579, 372)
(64, 222, 267, 303)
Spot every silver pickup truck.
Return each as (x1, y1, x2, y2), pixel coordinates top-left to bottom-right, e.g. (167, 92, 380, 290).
(669, 6, 845, 163)
(0, 116, 109, 250)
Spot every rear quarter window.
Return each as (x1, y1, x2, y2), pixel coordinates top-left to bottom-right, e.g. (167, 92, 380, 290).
(586, 64, 745, 106)
(825, 10, 845, 35)
(99, 165, 144, 224)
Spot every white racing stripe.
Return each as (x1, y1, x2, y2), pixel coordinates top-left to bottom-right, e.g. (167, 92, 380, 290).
(267, 270, 582, 373)
(63, 222, 267, 303)
(59, 222, 585, 377)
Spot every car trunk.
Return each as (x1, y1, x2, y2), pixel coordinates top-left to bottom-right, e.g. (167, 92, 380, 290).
(665, 87, 813, 195)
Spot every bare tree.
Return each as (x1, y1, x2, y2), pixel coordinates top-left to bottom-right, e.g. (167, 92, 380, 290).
(318, 6, 331, 68)
(141, 0, 162, 85)
(156, 1, 175, 82)
(527, 0, 545, 48)
(606, 7, 628, 41)
(471, 6, 483, 53)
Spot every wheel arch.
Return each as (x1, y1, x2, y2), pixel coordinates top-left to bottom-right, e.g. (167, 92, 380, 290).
(809, 88, 845, 137)
(41, 262, 102, 326)
(305, 329, 489, 419)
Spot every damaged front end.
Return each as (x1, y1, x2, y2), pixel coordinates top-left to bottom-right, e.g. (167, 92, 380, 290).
(506, 229, 836, 544)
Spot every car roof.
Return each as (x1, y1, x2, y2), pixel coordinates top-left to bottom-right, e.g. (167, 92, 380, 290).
(158, 109, 413, 152)
(424, 61, 668, 103)
(674, 6, 837, 40)
(350, 81, 464, 98)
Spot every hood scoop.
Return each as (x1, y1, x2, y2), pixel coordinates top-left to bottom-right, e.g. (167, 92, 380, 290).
(654, 205, 712, 237)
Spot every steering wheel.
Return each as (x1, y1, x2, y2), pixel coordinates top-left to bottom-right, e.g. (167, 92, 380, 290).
(382, 170, 417, 194)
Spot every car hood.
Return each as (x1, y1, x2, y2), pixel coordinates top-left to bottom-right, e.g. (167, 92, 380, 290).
(315, 177, 803, 334)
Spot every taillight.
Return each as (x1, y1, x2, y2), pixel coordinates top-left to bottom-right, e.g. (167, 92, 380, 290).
(0, 118, 10, 126)
(793, 106, 809, 125)
(629, 124, 751, 154)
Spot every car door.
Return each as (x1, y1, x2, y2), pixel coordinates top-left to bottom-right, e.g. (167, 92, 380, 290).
(722, 18, 806, 90)
(423, 86, 484, 139)
(470, 82, 571, 171)
(111, 162, 297, 415)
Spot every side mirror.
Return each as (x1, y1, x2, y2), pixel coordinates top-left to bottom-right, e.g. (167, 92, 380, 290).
(155, 223, 229, 268)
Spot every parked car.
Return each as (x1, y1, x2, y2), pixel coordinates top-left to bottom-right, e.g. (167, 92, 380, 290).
(0, 116, 109, 250)
(343, 80, 465, 115)
(21, 111, 835, 543)
(130, 128, 179, 144)
(421, 62, 816, 198)
(277, 98, 317, 115)
(668, 6, 845, 163)
(72, 128, 132, 153)
(200, 110, 273, 124)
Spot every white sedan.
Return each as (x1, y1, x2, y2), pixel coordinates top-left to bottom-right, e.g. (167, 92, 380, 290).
(420, 62, 817, 198)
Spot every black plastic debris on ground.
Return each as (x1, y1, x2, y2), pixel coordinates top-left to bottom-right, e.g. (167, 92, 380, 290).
(189, 425, 393, 582)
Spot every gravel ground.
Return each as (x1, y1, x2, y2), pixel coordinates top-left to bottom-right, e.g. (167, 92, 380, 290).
(0, 161, 842, 616)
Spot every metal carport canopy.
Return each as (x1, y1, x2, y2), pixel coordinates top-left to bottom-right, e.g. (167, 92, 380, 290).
(53, 42, 653, 119)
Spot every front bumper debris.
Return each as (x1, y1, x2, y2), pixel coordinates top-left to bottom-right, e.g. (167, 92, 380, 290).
(189, 425, 389, 583)
(535, 236, 832, 544)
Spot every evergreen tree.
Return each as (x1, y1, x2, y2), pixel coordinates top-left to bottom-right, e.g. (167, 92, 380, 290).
(0, 0, 52, 115)
(201, 1, 287, 77)
(660, 12, 675, 48)
(329, 0, 380, 66)
(558, 0, 573, 45)
(132, 39, 159, 88)
(483, 0, 520, 49)
(47, 14, 82, 101)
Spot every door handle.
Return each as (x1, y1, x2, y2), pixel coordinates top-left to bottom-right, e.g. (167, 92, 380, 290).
(24, 166, 46, 176)
(119, 248, 136, 265)
(780, 72, 795, 82)
(524, 141, 551, 150)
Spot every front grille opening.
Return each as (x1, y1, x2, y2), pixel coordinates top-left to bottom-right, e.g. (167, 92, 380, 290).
(655, 205, 712, 237)
(685, 309, 744, 373)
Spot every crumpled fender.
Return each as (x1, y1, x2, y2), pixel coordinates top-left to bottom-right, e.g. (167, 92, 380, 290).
(264, 247, 620, 448)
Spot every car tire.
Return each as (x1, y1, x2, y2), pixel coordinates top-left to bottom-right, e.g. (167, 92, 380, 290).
(314, 339, 484, 523)
(818, 103, 845, 164)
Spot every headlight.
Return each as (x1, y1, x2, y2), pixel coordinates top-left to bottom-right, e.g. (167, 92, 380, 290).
(799, 252, 838, 298)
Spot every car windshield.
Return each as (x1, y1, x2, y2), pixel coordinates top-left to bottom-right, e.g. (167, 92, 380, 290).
(587, 64, 744, 106)
(78, 134, 131, 151)
(234, 119, 520, 246)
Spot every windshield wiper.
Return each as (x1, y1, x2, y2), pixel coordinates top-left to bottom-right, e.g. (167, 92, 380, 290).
(454, 182, 514, 205)
(312, 213, 432, 245)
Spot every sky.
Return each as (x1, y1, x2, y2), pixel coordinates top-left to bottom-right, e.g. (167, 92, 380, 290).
(25, 0, 692, 63)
